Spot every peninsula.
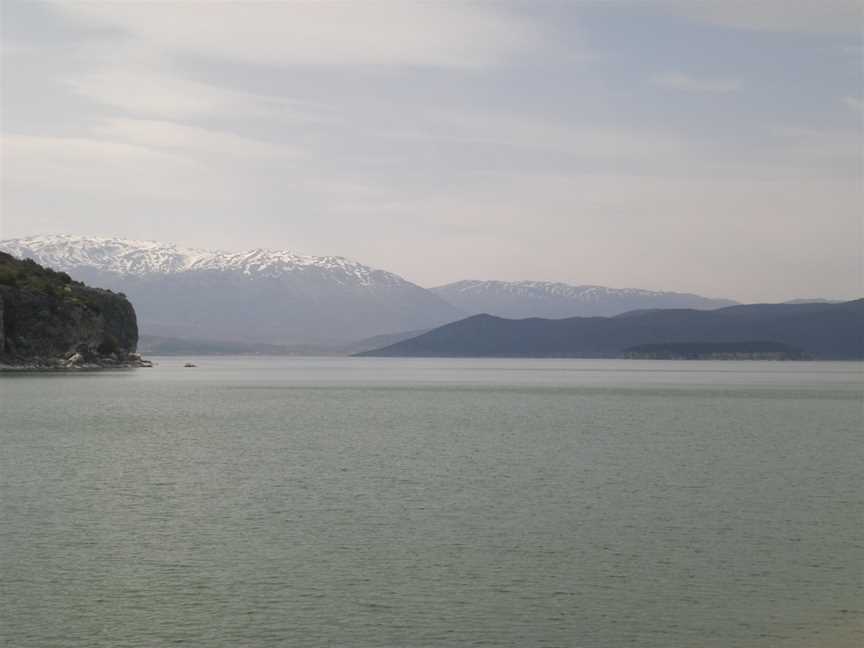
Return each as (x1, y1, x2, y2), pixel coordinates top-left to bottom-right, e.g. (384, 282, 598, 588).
(0, 251, 150, 369)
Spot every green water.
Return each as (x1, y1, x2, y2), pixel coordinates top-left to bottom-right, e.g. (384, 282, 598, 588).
(1, 358, 861, 647)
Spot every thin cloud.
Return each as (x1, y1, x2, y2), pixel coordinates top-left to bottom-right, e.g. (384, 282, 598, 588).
(65, 45, 333, 120)
(652, 73, 742, 94)
(70, 65, 246, 118)
(53, 2, 545, 126)
(652, 0, 863, 34)
(1, 134, 204, 198)
(50, 1, 541, 70)
(373, 107, 691, 163)
(94, 119, 299, 160)
(844, 96, 864, 114)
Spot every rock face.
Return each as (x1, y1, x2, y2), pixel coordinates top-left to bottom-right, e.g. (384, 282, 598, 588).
(0, 251, 147, 368)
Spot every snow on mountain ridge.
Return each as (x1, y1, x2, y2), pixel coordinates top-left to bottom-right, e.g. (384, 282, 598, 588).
(431, 279, 737, 319)
(0, 234, 403, 287)
(437, 279, 674, 301)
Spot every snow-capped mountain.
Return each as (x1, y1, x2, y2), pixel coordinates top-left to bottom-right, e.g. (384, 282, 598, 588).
(431, 280, 736, 319)
(0, 235, 462, 344)
(0, 234, 405, 285)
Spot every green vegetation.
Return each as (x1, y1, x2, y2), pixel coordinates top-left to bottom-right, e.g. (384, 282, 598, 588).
(0, 251, 103, 309)
(0, 251, 139, 364)
(0, 252, 74, 291)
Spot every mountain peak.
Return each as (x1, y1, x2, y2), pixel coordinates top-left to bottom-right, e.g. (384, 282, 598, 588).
(0, 234, 401, 286)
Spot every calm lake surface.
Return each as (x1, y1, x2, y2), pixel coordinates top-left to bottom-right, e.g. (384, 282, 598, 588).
(1, 357, 862, 647)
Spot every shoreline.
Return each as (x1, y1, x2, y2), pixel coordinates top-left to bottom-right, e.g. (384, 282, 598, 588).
(0, 352, 153, 372)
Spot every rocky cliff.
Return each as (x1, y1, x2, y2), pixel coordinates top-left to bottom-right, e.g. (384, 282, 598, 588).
(0, 251, 148, 368)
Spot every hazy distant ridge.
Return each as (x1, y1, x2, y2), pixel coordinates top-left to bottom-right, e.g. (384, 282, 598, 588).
(431, 280, 736, 318)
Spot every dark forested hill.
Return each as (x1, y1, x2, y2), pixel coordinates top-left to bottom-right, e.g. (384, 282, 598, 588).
(0, 251, 145, 368)
(358, 300, 864, 359)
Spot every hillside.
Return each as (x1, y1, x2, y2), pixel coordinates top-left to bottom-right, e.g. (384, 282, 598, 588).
(358, 300, 864, 359)
(431, 280, 736, 319)
(0, 235, 463, 345)
(0, 251, 146, 368)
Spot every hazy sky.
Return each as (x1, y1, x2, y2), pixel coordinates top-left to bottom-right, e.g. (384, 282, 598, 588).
(1, 1, 862, 301)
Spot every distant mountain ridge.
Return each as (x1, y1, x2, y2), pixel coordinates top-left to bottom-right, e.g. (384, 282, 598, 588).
(0, 235, 462, 345)
(359, 300, 864, 359)
(1, 234, 405, 284)
(5, 235, 834, 350)
(431, 279, 736, 319)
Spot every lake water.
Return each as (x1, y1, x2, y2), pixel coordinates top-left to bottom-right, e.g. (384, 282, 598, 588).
(1, 357, 862, 647)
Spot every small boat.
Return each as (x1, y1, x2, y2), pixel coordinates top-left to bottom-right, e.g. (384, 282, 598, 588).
(183, 363, 197, 368)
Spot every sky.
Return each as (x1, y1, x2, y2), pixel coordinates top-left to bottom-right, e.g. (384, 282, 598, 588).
(1, 0, 862, 302)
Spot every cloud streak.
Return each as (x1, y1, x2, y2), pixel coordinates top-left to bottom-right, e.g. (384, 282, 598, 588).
(52, 1, 540, 70)
(652, 73, 742, 94)
(844, 96, 864, 114)
(653, 0, 863, 34)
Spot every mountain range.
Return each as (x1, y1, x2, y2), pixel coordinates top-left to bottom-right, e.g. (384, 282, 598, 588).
(0, 235, 459, 345)
(359, 300, 864, 359)
(430, 280, 736, 318)
(0, 235, 756, 346)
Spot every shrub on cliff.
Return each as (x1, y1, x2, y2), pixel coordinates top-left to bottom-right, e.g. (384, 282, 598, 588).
(0, 252, 76, 295)
(0, 251, 140, 363)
